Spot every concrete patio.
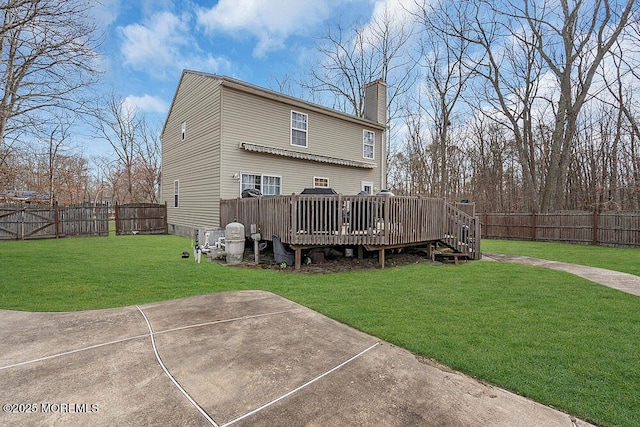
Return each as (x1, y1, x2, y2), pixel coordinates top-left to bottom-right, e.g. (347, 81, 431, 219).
(0, 290, 591, 426)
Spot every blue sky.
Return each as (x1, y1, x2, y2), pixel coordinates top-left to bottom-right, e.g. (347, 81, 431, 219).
(88, 0, 393, 156)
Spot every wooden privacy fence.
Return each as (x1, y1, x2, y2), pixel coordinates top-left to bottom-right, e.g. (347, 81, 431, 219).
(220, 194, 481, 259)
(482, 211, 640, 248)
(115, 203, 168, 235)
(0, 203, 109, 240)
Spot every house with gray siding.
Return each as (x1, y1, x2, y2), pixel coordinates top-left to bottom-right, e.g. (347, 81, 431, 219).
(160, 70, 387, 238)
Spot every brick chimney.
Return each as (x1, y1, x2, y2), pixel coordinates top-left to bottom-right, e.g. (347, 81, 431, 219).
(364, 79, 387, 125)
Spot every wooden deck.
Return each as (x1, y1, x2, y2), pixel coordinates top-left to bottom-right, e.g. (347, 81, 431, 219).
(220, 195, 481, 269)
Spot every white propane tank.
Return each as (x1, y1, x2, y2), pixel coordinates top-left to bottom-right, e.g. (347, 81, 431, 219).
(224, 222, 245, 264)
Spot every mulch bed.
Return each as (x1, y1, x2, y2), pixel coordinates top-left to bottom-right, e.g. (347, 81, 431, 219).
(224, 245, 441, 273)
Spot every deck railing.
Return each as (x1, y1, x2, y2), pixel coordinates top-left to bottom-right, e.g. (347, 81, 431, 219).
(220, 195, 481, 259)
(443, 202, 481, 256)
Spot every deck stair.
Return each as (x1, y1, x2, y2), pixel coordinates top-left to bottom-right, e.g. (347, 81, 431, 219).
(431, 240, 470, 264)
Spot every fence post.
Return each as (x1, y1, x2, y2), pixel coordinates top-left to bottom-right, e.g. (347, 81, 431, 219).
(482, 213, 488, 238)
(531, 211, 536, 241)
(114, 202, 120, 235)
(19, 208, 24, 240)
(234, 197, 239, 222)
(54, 202, 60, 238)
(592, 208, 598, 246)
(163, 201, 168, 234)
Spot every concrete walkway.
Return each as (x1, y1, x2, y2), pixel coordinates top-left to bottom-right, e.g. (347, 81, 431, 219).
(0, 291, 592, 427)
(483, 253, 640, 296)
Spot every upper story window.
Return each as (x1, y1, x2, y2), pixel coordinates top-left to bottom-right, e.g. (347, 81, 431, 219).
(314, 177, 329, 188)
(181, 122, 186, 141)
(291, 111, 308, 147)
(363, 130, 375, 159)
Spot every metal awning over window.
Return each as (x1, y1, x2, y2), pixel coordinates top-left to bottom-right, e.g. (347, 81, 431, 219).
(241, 142, 376, 169)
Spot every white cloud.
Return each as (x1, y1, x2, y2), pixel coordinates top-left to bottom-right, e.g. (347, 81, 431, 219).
(371, 0, 418, 23)
(196, 0, 334, 57)
(91, 0, 121, 29)
(118, 11, 232, 78)
(362, 0, 419, 41)
(178, 51, 233, 78)
(140, 0, 174, 17)
(118, 11, 190, 77)
(122, 94, 169, 114)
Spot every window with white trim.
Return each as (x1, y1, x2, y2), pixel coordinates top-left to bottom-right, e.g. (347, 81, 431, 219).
(361, 181, 373, 195)
(181, 122, 186, 141)
(241, 173, 282, 196)
(291, 111, 308, 147)
(314, 177, 329, 188)
(262, 175, 281, 195)
(173, 180, 179, 207)
(363, 130, 374, 159)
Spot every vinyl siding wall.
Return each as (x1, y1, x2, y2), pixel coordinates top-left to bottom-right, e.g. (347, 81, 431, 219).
(161, 73, 222, 236)
(219, 86, 384, 200)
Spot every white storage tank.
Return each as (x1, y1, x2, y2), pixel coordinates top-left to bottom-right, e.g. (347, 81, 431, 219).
(225, 222, 245, 264)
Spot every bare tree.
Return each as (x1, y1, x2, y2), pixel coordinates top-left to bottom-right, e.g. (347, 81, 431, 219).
(466, 116, 513, 212)
(50, 153, 89, 205)
(90, 94, 161, 204)
(40, 114, 75, 206)
(133, 118, 162, 203)
(602, 39, 640, 210)
(517, 0, 635, 211)
(443, 0, 548, 211)
(91, 94, 138, 203)
(438, 0, 636, 212)
(0, 0, 99, 160)
(16, 140, 89, 205)
(390, 105, 433, 195)
(94, 155, 121, 205)
(308, 10, 415, 117)
(410, 0, 476, 199)
(307, 5, 418, 184)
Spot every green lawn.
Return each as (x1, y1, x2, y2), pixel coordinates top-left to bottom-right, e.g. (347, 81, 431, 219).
(482, 239, 640, 276)
(1, 234, 639, 426)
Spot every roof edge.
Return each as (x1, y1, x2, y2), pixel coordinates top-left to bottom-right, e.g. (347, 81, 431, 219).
(181, 70, 386, 130)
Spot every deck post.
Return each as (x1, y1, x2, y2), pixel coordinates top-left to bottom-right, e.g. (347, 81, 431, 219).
(474, 216, 482, 260)
(295, 248, 302, 271)
(379, 248, 385, 269)
(291, 193, 298, 244)
(337, 193, 343, 237)
(383, 195, 391, 245)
